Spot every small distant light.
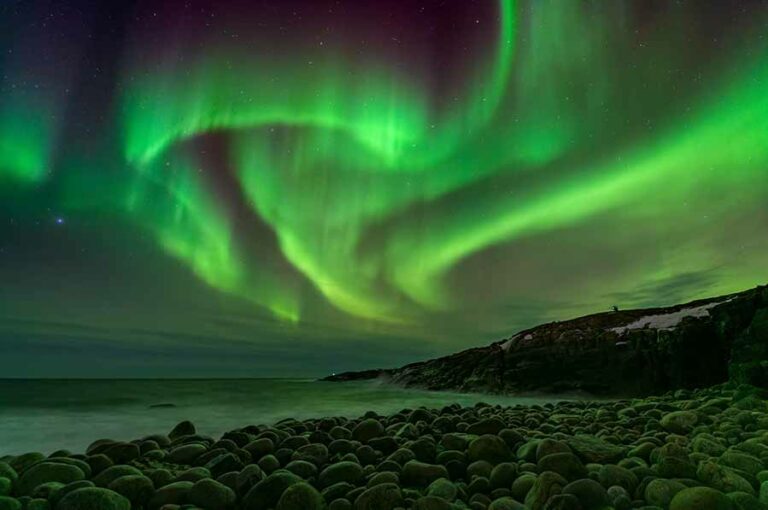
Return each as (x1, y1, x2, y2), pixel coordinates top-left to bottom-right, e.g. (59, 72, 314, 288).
(55, 217, 64, 225)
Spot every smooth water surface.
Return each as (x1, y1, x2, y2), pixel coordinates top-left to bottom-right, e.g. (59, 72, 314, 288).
(0, 379, 569, 456)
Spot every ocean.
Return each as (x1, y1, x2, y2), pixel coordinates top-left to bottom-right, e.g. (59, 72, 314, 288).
(0, 379, 567, 456)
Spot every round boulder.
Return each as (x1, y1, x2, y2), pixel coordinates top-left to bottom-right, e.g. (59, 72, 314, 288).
(468, 435, 512, 465)
(188, 478, 236, 509)
(401, 461, 449, 488)
(17, 462, 85, 496)
(107, 475, 154, 508)
(276, 482, 325, 510)
(353, 482, 402, 510)
(669, 487, 734, 510)
(57, 487, 130, 510)
(352, 419, 385, 444)
(319, 462, 364, 488)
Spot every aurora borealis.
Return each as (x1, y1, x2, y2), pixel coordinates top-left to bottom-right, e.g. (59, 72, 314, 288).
(1, 0, 767, 377)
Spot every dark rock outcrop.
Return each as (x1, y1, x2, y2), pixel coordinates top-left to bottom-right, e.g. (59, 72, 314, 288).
(324, 284, 768, 396)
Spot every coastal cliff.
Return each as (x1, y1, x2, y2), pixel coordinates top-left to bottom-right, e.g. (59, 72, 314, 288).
(325, 284, 768, 396)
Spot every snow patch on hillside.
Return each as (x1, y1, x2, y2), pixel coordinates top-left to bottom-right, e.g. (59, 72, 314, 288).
(610, 298, 732, 335)
(501, 333, 533, 351)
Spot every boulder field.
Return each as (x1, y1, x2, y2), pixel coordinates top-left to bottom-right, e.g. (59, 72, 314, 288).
(3, 384, 768, 509)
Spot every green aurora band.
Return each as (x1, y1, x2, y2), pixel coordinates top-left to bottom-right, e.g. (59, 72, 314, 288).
(2, 0, 768, 342)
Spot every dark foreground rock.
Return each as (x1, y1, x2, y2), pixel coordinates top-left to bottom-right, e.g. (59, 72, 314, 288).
(3, 384, 768, 509)
(325, 284, 768, 397)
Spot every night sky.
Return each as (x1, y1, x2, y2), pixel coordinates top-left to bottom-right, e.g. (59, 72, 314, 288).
(1, 0, 767, 377)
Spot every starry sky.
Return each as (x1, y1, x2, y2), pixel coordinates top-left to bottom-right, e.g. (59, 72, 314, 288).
(1, 0, 767, 378)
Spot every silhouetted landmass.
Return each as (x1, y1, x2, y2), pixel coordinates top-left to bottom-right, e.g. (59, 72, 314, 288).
(324, 284, 768, 396)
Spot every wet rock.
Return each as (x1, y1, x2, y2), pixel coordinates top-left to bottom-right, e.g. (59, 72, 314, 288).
(0, 497, 20, 510)
(245, 438, 275, 459)
(0, 464, 17, 486)
(319, 461, 364, 488)
(168, 444, 207, 464)
(511, 473, 537, 501)
(102, 443, 140, 464)
(562, 478, 609, 510)
(107, 475, 154, 508)
(367, 472, 398, 488)
(490, 463, 517, 490)
(30, 481, 63, 500)
(188, 478, 237, 509)
(413, 495, 453, 510)
(17, 462, 85, 496)
(544, 493, 582, 510)
(292, 444, 329, 467)
(692, 435, 727, 457)
(352, 420, 385, 443)
(644, 478, 687, 508)
(525, 471, 568, 510)
(426, 478, 457, 501)
(353, 483, 402, 510)
(25, 499, 48, 510)
(146, 469, 174, 489)
(236, 464, 265, 496)
(258, 454, 281, 474)
(206, 452, 245, 478)
(175, 466, 210, 483)
(9, 453, 45, 474)
(727, 491, 767, 510)
(720, 450, 764, 476)
(487, 497, 526, 510)
(285, 460, 317, 479)
(92, 465, 142, 488)
(467, 460, 493, 479)
(148, 481, 193, 509)
(568, 435, 625, 464)
(598, 464, 638, 493)
(276, 482, 324, 510)
(48, 480, 94, 508)
(169, 421, 196, 440)
(661, 412, 698, 435)
(538, 453, 587, 481)
(322, 481, 354, 501)
(669, 486, 734, 510)
(401, 461, 449, 488)
(85, 454, 113, 476)
(536, 439, 571, 461)
(329, 498, 352, 510)
(242, 470, 302, 510)
(468, 435, 512, 465)
(57, 487, 130, 510)
(466, 418, 506, 436)
(697, 459, 754, 494)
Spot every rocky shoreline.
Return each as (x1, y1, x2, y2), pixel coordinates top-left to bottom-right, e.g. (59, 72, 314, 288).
(324, 284, 768, 397)
(2, 384, 768, 510)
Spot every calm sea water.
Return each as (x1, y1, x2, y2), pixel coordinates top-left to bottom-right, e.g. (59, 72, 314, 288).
(0, 379, 566, 456)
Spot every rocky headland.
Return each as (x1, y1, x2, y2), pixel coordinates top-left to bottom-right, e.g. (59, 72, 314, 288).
(3, 384, 768, 509)
(325, 285, 768, 397)
(2, 285, 767, 510)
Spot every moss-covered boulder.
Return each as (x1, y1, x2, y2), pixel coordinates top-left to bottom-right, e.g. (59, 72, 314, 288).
(56, 487, 130, 510)
(0, 497, 20, 510)
(669, 487, 734, 510)
(353, 483, 402, 510)
(276, 482, 325, 510)
(17, 463, 84, 496)
(319, 462, 364, 488)
(242, 470, 302, 510)
(107, 475, 154, 508)
(188, 478, 236, 509)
